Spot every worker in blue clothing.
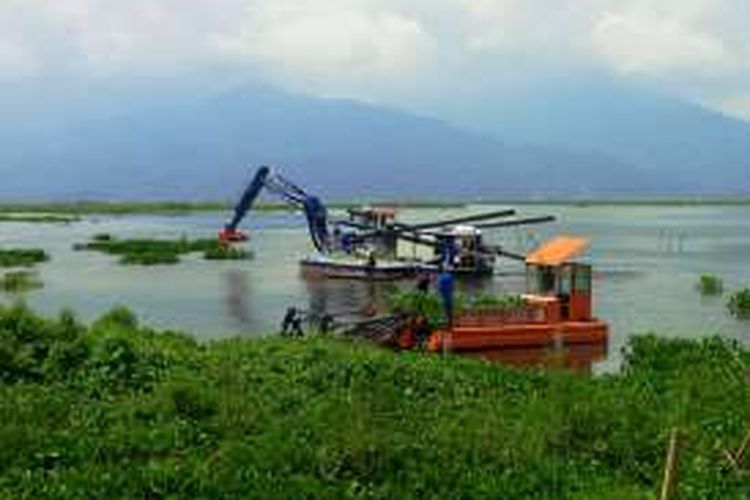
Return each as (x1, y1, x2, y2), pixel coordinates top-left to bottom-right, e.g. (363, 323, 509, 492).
(437, 265, 455, 327)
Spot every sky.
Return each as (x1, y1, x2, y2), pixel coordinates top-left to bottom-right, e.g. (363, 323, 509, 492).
(1, 0, 749, 120)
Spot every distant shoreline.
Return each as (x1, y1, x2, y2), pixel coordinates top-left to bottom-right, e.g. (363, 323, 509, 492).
(0, 197, 749, 215)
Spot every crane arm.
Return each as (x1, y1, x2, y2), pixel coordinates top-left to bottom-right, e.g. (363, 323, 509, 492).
(221, 166, 330, 253)
(224, 166, 271, 236)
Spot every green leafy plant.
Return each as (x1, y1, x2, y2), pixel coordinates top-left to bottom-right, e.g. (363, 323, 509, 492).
(727, 288, 750, 319)
(202, 246, 251, 261)
(74, 235, 249, 265)
(696, 274, 723, 296)
(387, 290, 445, 326)
(0, 248, 49, 268)
(2, 304, 750, 498)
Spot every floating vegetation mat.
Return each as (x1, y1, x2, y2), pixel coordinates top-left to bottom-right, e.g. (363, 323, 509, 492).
(74, 234, 251, 265)
(696, 274, 724, 296)
(0, 248, 49, 268)
(0, 213, 79, 223)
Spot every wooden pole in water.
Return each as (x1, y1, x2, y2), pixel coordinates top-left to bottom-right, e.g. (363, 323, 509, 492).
(659, 428, 681, 500)
(724, 428, 750, 472)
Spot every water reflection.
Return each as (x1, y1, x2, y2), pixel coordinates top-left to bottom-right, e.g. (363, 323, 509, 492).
(464, 343, 609, 373)
(304, 277, 400, 320)
(223, 269, 253, 328)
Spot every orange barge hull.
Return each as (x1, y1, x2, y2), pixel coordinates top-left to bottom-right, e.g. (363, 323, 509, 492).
(427, 320, 608, 352)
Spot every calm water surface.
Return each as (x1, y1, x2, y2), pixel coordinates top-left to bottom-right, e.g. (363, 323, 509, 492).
(2, 205, 749, 371)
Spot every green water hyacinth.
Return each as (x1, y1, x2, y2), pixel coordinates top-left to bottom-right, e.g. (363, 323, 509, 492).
(728, 288, 750, 319)
(697, 274, 724, 296)
(0, 304, 749, 498)
(74, 235, 250, 265)
(0, 248, 49, 268)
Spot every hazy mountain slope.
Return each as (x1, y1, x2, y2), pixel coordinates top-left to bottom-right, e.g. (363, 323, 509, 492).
(0, 78, 715, 201)
(441, 77, 750, 194)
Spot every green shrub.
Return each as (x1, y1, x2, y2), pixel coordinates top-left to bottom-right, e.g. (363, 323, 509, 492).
(92, 233, 113, 242)
(0, 248, 49, 268)
(387, 291, 445, 326)
(696, 274, 723, 295)
(94, 305, 139, 330)
(387, 291, 525, 326)
(2, 305, 750, 498)
(727, 288, 750, 319)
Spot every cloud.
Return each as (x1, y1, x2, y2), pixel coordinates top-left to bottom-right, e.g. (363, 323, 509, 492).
(214, 1, 436, 97)
(0, 37, 37, 78)
(589, 2, 746, 79)
(0, 0, 748, 117)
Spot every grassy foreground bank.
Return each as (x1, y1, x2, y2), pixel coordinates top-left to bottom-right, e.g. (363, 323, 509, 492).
(1, 304, 749, 498)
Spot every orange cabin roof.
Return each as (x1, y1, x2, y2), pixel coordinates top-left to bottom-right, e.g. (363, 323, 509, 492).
(525, 236, 589, 266)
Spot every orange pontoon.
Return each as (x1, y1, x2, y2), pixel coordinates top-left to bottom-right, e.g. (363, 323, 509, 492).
(426, 235, 609, 353)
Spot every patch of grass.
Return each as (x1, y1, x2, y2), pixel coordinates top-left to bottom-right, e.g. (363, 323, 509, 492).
(696, 274, 724, 296)
(0, 248, 49, 268)
(0, 304, 749, 498)
(0, 271, 43, 292)
(119, 251, 181, 266)
(728, 288, 750, 319)
(74, 235, 249, 265)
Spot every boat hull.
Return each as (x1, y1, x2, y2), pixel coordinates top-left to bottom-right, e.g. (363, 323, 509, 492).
(299, 255, 418, 280)
(427, 320, 609, 352)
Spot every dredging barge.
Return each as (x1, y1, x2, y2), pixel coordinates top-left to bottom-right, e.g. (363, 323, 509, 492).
(395, 236, 609, 355)
(220, 166, 555, 280)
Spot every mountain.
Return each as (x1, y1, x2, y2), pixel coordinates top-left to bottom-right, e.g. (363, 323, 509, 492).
(0, 77, 744, 201)
(438, 77, 750, 194)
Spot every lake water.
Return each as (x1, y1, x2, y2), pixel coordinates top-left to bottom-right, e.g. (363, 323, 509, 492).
(1, 204, 749, 372)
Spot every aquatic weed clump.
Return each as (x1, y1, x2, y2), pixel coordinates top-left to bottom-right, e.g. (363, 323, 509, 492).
(0, 214, 79, 223)
(202, 246, 252, 260)
(74, 235, 250, 265)
(727, 288, 750, 319)
(0, 248, 49, 268)
(696, 274, 723, 296)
